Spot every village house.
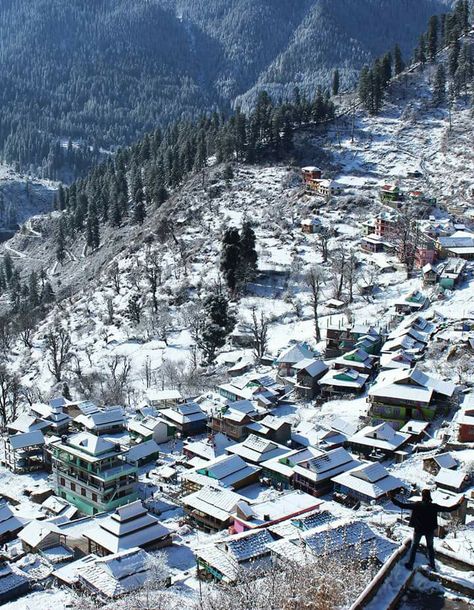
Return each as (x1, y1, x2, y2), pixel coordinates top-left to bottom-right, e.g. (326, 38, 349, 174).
(229, 325, 255, 349)
(76, 547, 155, 600)
(325, 322, 382, 358)
(217, 374, 281, 406)
(333, 348, 375, 375)
(28, 400, 72, 435)
(183, 433, 233, 464)
(182, 486, 243, 532)
(7, 413, 49, 435)
(208, 400, 265, 441)
(195, 528, 274, 583)
(301, 166, 322, 184)
(361, 233, 393, 254)
(0, 561, 30, 605)
(126, 439, 160, 467)
(437, 231, 474, 260)
(313, 178, 344, 197)
(18, 519, 64, 554)
(422, 263, 439, 285)
(3, 430, 45, 473)
(268, 519, 398, 567)
(438, 258, 466, 289)
(160, 401, 207, 437)
(51, 432, 138, 515)
(75, 406, 125, 436)
(423, 452, 458, 476)
(394, 290, 429, 314)
(128, 415, 171, 444)
(368, 366, 456, 428)
(226, 434, 290, 465)
(293, 358, 329, 399)
(0, 501, 24, 544)
(414, 236, 437, 269)
(291, 418, 356, 451)
(318, 367, 369, 396)
(381, 332, 426, 357)
(347, 423, 411, 460)
(83, 500, 172, 556)
(380, 349, 416, 370)
(292, 447, 361, 497)
(232, 490, 322, 533)
(457, 393, 474, 443)
(434, 468, 469, 493)
(181, 454, 261, 494)
(399, 419, 430, 442)
(275, 342, 318, 378)
(144, 388, 183, 409)
(301, 217, 322, 234)
(362, 218, 376, 236)
(379, 184, 401, 203)
(332, 462, 405, 505)
(245, 415, 292, 444)
(260, 446, 324, 489)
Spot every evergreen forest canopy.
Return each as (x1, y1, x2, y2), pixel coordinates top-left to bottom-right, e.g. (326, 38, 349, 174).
(0, 0, 452, 180)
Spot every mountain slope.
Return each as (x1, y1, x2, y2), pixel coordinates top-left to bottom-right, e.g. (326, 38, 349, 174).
(0, 0, 451, 179)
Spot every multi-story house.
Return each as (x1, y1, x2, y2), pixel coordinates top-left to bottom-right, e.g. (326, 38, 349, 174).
(51, 432, 138, 516)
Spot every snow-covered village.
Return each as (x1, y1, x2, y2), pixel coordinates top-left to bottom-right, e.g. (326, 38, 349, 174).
(0, 3, 474, 610)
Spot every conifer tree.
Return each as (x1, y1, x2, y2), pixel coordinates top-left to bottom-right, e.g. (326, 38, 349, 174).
(433, 64, 447, 105)
(427, 15, 439, 62)
(393, 44, 404, 75)
(220, 228, 241, 291)
(332, 69, 340, 96)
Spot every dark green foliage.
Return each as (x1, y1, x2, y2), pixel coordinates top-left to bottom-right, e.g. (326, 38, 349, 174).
(449, 37, 461, 77)
(0, 0, 451, 178)
(393, 44, 405, 75)
(221, 228, 241, 292)
(332, 69, 340, 96)
(432, 64, 447, 105)
(198, 292, 235, 363)
(221, 222, 258, 291)
(427, 15, 439, 62)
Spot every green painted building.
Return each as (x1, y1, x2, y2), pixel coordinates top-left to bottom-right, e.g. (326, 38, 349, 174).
(51, 432, 138, 515)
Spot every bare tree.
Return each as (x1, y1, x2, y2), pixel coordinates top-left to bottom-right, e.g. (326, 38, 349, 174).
(15, 308, 37, 348)
(0, 364, 21, 429)
(106, 296, 115, 325)
(392, 210, 419, 276)
(344, 250, 359, 304)
(306, 265, 325, 341)
(153, 303, 173, 345)
(44, 319, 73, 382)
(243, 306, 269, 362)
(144, 250, 162, 312)
(0, 315, 15, 353)
(102, 355, 132, 404)
(316, 227, 331, 263)
(331, 246, 346, 300)
(109, 261, 121, 295)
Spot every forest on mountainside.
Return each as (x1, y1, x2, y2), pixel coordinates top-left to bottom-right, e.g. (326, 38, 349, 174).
(0, 0, 452, 180)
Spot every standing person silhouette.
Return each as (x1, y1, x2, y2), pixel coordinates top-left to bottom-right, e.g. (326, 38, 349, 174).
(388, 489, 464, 570)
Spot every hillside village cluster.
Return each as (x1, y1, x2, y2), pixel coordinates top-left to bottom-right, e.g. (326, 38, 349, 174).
(1, 165, 474, 609)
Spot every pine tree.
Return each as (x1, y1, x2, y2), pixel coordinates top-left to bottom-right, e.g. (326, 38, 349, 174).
(449, 37, 461, 77)
(28, 271, 40, 307)
(239, 221, 258, 283)
(3, 252, 13, 284)
(86, 200, 100, 250)
(133, 188, 146, 225)
(42, 281, 55, 303)
(393, 44, 404, 75)
(220, 228, 241, 291)
(427, 15, 439, 62)
(416, 34, 426, 67)
(433, 64, 447, 106)
(332, 69, 340, 96)
(55, 218, 66, 264)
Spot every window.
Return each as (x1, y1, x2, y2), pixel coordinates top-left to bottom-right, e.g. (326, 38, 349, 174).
(71, 483, 76, 492)
(81, 488, 86, 497)
(60, 477, 65, 486)
(92, 493, 97, 502)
